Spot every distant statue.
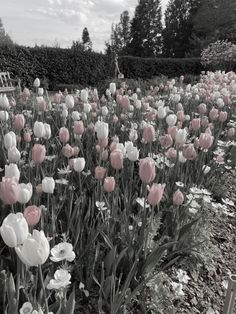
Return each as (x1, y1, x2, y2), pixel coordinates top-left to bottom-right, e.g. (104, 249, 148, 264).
(114, 54, 124, 79)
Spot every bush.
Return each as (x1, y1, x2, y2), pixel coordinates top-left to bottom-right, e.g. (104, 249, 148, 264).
(119, 56, 203, 79)
(0, 45, 113, 90)
(201, 40, 236, 71)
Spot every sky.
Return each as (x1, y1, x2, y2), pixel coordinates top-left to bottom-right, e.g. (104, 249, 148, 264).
(0, 0, 169, 52)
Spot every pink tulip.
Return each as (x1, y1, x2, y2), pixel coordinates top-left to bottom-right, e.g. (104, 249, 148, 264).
(173, 190, 184, 205)
(103, 177, 115, 192)
(113, 115, 119, 123)
(209, 107, 219, 121)
(14, 114, 25, 130)
(116, 95, 123, 106)
(62, 144, 74, 158)
(228, 128, 235, 138)
(167, 126, 178, 139)
(110, 141, 117, 152)
(139, 158, 156, 183)
(199, 133, 214, 150)
(74, 121, 85, 135)
(147, 183, 165, 206)
(53, 93, 62, 104)
(191, 118, 201, 131)
(177, 110, 185, 122)
(159, 134, 173, 148)
(23, 132, 31, 143)
(121, 96, 129, 109)
(219, 111, 228, 123)
(166, 147, 177, 160)
(72, 146, 80, 156)
(59, 127, 70, 143)
(95, 166, 106, 180)
(183, 144, 197, 160)
(110, 149, 123, 170)
(0, 177, 19, 205)
(32, 144, 46, 164)
(98, 138, 109, 148)
(101, 150, 109, 161)
(143, 125, 155, 143)
(24, 205, 41, 226)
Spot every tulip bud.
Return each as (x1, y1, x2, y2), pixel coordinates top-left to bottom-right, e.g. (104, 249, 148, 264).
(33, 121, 45, 138)
(18, 183, 33, 204)
(33, 78, 40, 87)
(173, 190, 184, 205)
(24, 205, 41, 226)
(103, 177, 115, 192)
(15, 230, 49, 266)
(143, 124, 155, 143)
(127, 146, 139, 161)
(73, 158, 85, 172)
(65, 95, 75, 109)
(59, 127, 70, 143)
(4, 132, 16, 150)
(0, 111, 9, 121)
(95, 121, 109, 140)
(147, 183, 165, 206)
(0, 213, 29, 247)
(44, 123, 51, 139)
(32, 144, 46, 164)
(175, 129, 187, 145)
(8, 147, 21, 163)
(110, 149, 123, 170)
(95, 166, 106, 180)
(199, 133, 214, 150)
(139, 157, 156, 183)
(166, 114, 177, 126)
(5, 164, 20, 182)
(80, 89, 88, 102)
(109, 82, 116, 95)
(42, 177, 55, 194)
(74, 121, 85, 135)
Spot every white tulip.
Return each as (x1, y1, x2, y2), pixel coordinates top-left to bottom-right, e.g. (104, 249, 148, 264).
(134, 100, 142, 109)
(101, 106, 109, 116)
(33, 121, 45, 138)
(178, 151, 187, 163)
(95, 121, 109, 140)
(44, 123, 51, 139)
(5, 164, 20, 181)
(72, 111, 80, 121)
(65, 95, 74, 109)
(127, 146, 139, 161)
(166, 114, 177, 126)
(33, 78, 40, 88)
(73, 158, 85, 173)
(0, 111, 9, 121)
(83, 103, 91, 114)
(8, 147, 21, 163)
(38, 88, 44, 96)
(80, 89, 88, 102)
(157, 106, 167, 119)
(18, 183, 33, 204)
(4, 132, 16, 150)
(61, 108, 68, 118)
(42, 177, 55, 194)
(0, 213, 29, 247)
(175, 129, 187, 145)
(109, 82, 116, 95)
(0, 94, 10, 109)
(15, 230, 49, 266)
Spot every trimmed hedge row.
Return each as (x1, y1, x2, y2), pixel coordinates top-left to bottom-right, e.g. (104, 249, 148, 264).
(0, 45, 205, 90)
(119, 56, 204, 78)
(0, 46, 114, 90)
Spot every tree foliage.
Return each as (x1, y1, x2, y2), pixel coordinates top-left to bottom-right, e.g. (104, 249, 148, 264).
(0, 18, 14, 47)
(129, 0, 162, 57)
(82, 27, 92, 51)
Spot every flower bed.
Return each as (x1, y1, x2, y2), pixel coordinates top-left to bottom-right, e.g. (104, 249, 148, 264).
(0, 71, 236, 313)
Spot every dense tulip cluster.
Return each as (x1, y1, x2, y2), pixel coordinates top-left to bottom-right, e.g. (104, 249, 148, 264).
(0, 71, 235, 313)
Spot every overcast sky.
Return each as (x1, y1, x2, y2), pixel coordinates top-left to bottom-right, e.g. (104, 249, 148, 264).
(1, 0, 169, 51)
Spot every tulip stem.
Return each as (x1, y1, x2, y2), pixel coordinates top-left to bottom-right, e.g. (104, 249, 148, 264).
(38, 265, 49, 314)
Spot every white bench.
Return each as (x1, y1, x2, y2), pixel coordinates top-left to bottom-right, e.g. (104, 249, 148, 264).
(0, 71, 21, 95)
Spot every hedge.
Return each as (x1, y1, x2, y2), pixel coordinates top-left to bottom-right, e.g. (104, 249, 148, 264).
(119, 56, 204, 79)
(0, 45, 206, 90)
(0, 45, 114, 90)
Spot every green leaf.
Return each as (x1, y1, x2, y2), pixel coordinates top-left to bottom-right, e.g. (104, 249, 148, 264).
(66, 286, 76, 314)
(178, 218, 199, 240)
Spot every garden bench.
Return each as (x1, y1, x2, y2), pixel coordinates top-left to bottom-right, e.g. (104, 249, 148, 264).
(0, 71, 21, 95)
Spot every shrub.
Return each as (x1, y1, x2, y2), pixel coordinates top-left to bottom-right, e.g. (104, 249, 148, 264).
(201, 40, 236, 71)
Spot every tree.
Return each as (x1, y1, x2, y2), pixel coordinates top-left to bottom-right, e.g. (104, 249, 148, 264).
(193, 0, 236, 44)
(128, 0, 162, 57)
(0, 18, 14, 46)
(82, 27, 92, 51)
(106, 10, 131, 55)
(162, 0, 201, 57)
